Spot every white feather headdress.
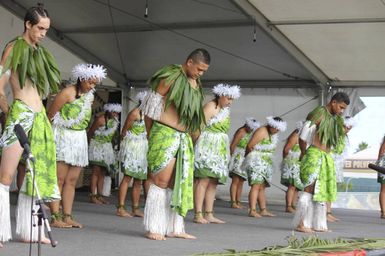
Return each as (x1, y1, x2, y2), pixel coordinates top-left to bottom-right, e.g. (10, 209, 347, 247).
(72, 64, 107, 82)
(245, 117, 260, 131)
(266, 116, 287, 132)
(343, 116, 355, 128)
(135, 91, 148, 103)
(103, 103, 122, 113)
(296, 120, 305, 132)
(212, 83, 241, 99)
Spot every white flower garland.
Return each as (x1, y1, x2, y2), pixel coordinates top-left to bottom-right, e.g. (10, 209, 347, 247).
(253, 134, 279, 151)
(207, 107, 230, 126)
(245, 117, 260, 131)
(343, 116, 355, 128)
(95, 119, 119, 136)
(266, 116, 287, 131)
(212, 83, 241, 99)
(103, 103, 122, 113)
(135, 90, 148, 103)
(52, 89, 95, 128)
(72, 64, 107, 82)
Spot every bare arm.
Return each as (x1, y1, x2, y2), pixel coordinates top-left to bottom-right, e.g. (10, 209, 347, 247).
(121, 108, 139, 138)
(378, 139, 385, 160)
(245, 127, 267, 156)
(0, 45, 13, 114)
(47, 86, 73, 121)
(230, 128, 245, 155)
(283, 131, 298, 158)
(87, 115, 104, 143)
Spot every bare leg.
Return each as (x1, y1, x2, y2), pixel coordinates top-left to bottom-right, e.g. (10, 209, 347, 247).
(286, 185, 296, 213)
(229, 175, 240, 208)
(132, 179, 143, 217)
(16, 164, 26, 192)
(193, 178, 209, 224)
(204, 178, 225, 224)
(236, 179, 245, 208)
(326, 202, 337, 222)
(0, 143, 24, 246)
(50, 162, 72, 228)
(90, 165, 103, 204)
(380, 184, 385, 219)
(116, 175, 133, 217)
(258, 185, 275, 217)
(62, 166, 83, 228)
(248, 184, 261, 218)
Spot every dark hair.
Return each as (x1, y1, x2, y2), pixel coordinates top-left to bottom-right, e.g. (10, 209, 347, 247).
(214, 94, 220, 107)
(75, 78, 81, 99)
(24, 3, 50, 32)
(273, 116, 283, 122)
(331, 92, 350, 105)
(186, 48, 211, 65)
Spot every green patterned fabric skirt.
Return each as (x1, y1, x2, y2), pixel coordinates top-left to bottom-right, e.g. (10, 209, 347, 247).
(242, 151, 273, 186)
(300, 146, 336, 202)
(280, 152, 303, 190)
(0, 100, 60, 201)
(376, 155, 385, 184)
(194, 131, 230, 184)
(147, 122, 194, 217)
(228, 147, 247, 180)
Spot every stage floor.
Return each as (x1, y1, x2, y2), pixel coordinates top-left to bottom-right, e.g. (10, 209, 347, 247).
(2, 191, 385, 256)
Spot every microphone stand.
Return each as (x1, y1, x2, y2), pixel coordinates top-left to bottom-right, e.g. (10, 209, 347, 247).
(23, 150, 57, 256)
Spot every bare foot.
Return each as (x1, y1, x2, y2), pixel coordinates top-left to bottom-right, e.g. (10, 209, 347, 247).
(193, 215, 209, 224)
(295, 226, 314, 233)
(90, 195, 103, 205)
(116, 208, 133, 218)
(314, 228, 332, 232)
(22, 237, 51, 244)
(230, 202, 241, 209)
(167, 232, 196, 239)
(286, 206, 296, 213)
(51, 219, 72, 228)
(132, 209, 144, 218)
(64, 216, 83, 228)
(327, 213, 339, 222)
(381, 214, 385, 219)
(249, 210, 262, 218)
(260, 209, 275, 217)
(146, 232, 166, 241)
(205, 214, 226, 224)
(97, 196, 109, 204)
(237, 202, 245, 209)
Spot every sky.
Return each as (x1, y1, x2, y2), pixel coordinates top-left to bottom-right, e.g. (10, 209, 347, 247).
(347, 97, 385, 156)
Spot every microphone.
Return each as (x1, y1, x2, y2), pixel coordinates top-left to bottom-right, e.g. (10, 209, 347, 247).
(368, 163, 385, 175)
(14, 124, 35, 161)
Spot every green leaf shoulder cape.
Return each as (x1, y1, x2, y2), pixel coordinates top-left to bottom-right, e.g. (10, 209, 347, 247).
(1, 37, 61, 98)
(148, 64, 205, 132)
(307, 106, 345, 149)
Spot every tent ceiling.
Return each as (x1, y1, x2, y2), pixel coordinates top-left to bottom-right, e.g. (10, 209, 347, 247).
(1, 0, 317, 88)
(247, 0, 385, 84)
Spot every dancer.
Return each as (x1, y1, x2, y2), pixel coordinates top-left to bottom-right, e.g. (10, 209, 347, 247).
(116, 91, 148, 218)
(243, 117, 287, 218)
(141, 48, 210, 240)
(229, 118, 260, 209)
(88, 103, 121, 204)
(0, 4, 61, 246)
(377, 134, 385, 219)
(293, 92, 349, 233)
(327, 116, 354, 222)
(48, 64, 106, 228)
(194, 84, 240, 224)
(281, 121, 304, 213)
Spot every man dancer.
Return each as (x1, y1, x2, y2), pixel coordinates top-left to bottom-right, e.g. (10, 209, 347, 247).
(293, 92, 350, 233)
(0, 5, 61, 247)
(141, 48, 210, 240)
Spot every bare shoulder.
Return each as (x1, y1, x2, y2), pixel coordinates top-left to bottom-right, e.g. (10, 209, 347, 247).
(0, 43, 14, 64)
(128, 107, 140, 119)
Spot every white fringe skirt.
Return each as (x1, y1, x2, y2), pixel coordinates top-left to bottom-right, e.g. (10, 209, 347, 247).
(53, 126, 88, 167)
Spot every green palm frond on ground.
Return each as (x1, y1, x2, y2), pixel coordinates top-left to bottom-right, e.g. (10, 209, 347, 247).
(195, 235, 385, 256)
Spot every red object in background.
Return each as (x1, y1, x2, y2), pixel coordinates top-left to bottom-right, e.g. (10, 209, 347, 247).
(319, 250, 366, 256)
